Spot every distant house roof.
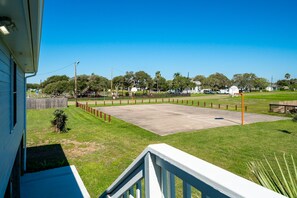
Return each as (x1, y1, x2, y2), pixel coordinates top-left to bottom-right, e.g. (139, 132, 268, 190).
(0, 0, 44, 73)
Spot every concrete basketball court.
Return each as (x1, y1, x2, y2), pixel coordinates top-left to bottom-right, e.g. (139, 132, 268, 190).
(95, 104, 288, 136)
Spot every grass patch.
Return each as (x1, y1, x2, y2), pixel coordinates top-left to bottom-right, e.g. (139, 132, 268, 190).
(27, 99, 297, 197)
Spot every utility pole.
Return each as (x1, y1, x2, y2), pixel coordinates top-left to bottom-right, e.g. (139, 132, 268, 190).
(111, 68, 113, 96)
(74, 61, 80, 107)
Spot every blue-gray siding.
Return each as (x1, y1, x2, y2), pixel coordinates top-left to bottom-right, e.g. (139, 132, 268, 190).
(0, 40, 26, 196)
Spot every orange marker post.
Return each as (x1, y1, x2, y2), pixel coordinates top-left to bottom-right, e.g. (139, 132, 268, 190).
(241, 93, 244, 125)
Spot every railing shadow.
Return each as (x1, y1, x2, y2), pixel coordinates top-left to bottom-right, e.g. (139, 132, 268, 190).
(26, 144, 69, 173)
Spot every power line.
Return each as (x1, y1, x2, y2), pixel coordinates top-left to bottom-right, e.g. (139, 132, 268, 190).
(36, 62, 74, 76)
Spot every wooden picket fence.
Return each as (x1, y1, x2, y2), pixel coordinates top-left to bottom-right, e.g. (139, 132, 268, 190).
(77, 102, 111, 123)
(92, 98, 248, 112)
(27, 98, 68, 109)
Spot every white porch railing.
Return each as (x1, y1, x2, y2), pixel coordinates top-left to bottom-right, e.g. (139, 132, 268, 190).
(99, 143, 285, 198)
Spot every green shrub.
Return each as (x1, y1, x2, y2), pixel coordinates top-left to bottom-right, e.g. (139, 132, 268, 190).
(51, 109, 68, 132)
(248, 154, 297, 197)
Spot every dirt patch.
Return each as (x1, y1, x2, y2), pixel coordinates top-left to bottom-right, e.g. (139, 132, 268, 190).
(60, 139, 105, 158)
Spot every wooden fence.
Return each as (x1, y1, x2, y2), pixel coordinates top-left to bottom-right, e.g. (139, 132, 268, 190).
(27, 98, 68, 109)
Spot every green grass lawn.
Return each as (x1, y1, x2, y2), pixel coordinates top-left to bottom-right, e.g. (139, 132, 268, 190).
(27, 109, 297, 196)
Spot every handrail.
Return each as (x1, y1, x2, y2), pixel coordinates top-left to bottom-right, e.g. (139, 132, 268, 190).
(99, 143, 285, 198)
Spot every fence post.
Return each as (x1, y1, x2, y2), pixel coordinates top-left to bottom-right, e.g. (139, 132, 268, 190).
(104, 101, 105, 106)
(100, 112, 102, 118)
(168, 98, 170, 103)
(96, 110, 98, 117)
(112, 100, 113, 105)
(120, 100, 121, 105)
(204, 102, 206, 107)
(211, 103, 213, 108)
(95, 101, 97, 106)
(192, 101, 194, 105)
(104, 113, 106, 121)
(197, 101, 199, 106)
(108, 115, 111, 123)
(245, 106, 247, 112)
(142, 99, 144, 104)
(235, 105, 237, 111)
(182, 100, 183, 104)
(177, 99, 179, 103)
(218, 104, 220, 109)
(226, 105, 228, 110)
(162, 98, 164, 103)
(186, 100, 188, 105)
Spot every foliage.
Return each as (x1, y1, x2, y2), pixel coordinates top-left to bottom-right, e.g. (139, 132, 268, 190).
(248, 154, 297, 197)
(51, 109, 68, 132)
(123, 71, 135, 89)
(27, 83, 40, 90)
(285, 73, 291, 80)
(134, 71, 153, 93)
(277, 78, 297, 90)
(193, 75, 207, 87)
(43, 80, 70, 96)
(254, 77, 270, 90)
(205, 73, 230, 90)
(41, 75, 69, 88)
(172, 73, 194, 92)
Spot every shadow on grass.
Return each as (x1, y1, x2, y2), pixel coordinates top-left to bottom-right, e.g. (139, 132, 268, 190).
(278, 129, 292, 134)
(26, 144, 69, 173)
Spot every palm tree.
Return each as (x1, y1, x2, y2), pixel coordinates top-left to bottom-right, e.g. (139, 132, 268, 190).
(155, 71, 161, 92)
(285, 73, 291, 80)
(248, 154, 297, 197)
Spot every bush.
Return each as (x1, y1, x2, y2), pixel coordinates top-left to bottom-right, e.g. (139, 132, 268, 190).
(51, 109, 68, 132)
(248, 154, 297, 197)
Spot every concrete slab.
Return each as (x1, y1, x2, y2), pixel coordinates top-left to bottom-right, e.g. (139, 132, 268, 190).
(21, 165, 90, 198)
(96, 104, 288, 135)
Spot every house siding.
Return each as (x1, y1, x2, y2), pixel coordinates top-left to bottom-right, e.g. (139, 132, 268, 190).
(0, 39, 26, 196)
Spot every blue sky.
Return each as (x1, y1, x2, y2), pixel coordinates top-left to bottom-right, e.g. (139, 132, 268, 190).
(29, 0, 297, 83)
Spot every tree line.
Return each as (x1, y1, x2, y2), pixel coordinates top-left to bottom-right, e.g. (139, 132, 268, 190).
(27, 71, 295, 96)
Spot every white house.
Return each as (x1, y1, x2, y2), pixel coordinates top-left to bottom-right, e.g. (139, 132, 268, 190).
(0, 1, 43, 197)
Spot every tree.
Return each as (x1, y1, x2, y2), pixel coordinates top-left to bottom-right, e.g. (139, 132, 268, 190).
(27, 83, 39, 90)
(285, 73, 291, 80)
(232, 73, 257, 91)
(155, 71, 161, 92)
(205, 73, 230, 90)
(51, 109, 68, 132)
(113, 75, 125, 96)
(43, 80, 69, 96)
(172, 73, 191, 92)
(41, 75, 69, 88)
(193, 75, 206, 88)
(123, 71, 135, 90)
(88, 74, 109, 95)
(154, 76, 168, 91)
(135, 71, 153, 93)
(254, 77, 269, 90)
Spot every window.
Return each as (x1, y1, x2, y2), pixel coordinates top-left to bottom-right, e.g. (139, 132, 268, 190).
(12, 62, 17, 127)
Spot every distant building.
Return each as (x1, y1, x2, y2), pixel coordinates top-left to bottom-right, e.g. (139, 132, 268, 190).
(0, 1, 43, 197)
(229, 86, 239, 96)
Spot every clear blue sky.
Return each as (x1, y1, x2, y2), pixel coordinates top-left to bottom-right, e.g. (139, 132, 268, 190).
(29, 0, 297, 83)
